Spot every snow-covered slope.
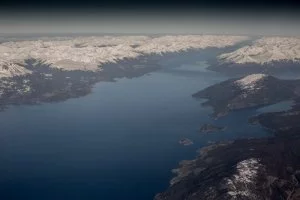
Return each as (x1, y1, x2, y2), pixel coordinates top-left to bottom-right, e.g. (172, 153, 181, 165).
(134, 35, 247, 54)
(234, 74, 267, 91)
(0, 60, 31, 78)
(225, 158, 263, 199)
(219, 37, 300, 65)
(0, 35, 247, 77)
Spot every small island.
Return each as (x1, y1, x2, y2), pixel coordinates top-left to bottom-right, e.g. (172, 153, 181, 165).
(178, 138, 193, 146)
(200, 123, 226, 133)
(156, 92, 300, 200)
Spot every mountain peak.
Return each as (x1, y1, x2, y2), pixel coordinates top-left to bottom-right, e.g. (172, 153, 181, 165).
(235, 74, 268, 91)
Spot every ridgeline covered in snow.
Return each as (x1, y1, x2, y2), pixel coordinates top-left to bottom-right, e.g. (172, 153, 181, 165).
(234, 73, 267, 91)
(219, 37, 300, 65)
(0, 35, 247, 78)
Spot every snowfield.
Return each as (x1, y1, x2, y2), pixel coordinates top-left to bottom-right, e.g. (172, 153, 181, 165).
(0, 35, 247, 78)
(225, 158, 263, 199)
(219, 37, 300, 65)
(235, 74, 267, 91)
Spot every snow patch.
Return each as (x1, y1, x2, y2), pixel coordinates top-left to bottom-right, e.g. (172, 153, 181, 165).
(225, 158, 263, 199)
(0, 61, 31, 78)
(235, 74, 267, 91)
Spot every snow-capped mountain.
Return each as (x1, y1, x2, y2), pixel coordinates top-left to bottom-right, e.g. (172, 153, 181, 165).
(193, 74, 298, 118)
(0, 35, 247, 78)
(234, 73, 267, 91)
(219, 37, 300, 65)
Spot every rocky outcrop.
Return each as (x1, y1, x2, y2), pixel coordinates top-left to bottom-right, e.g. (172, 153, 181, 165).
(179, 138, 194, 146)
(200, 123, 226, 133)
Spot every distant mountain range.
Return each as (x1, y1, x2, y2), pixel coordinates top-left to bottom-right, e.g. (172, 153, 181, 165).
(209, 37, 300, 74)
(219, 37, 300, 65)
(0, 35, 247, 78)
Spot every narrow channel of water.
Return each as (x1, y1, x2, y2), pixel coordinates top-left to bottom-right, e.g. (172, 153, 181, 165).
(0, 49, 271, 200)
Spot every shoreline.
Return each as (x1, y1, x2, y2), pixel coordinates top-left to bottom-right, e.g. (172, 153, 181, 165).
(155, 77, 300, 199)
(0, 45, 243, 112)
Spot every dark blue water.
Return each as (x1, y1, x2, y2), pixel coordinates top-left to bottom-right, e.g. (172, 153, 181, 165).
(0, 51, 269, 200)
(256, 100, 294, 113)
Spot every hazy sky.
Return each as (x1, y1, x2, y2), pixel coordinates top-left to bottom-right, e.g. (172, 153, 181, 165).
(0, 0, 299, 35)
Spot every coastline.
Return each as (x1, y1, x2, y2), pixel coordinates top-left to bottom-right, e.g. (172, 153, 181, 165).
(155, 76, 300, 199)
(0, 44, 245, 112)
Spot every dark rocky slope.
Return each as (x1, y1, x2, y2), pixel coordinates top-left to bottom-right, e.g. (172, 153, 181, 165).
(193, 74, 300, 118)
(155, 136, 300, 200)
(155, 76, 300, 200)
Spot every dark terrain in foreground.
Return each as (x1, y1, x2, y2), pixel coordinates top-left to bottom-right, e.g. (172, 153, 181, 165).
(155, 76, 300, 200)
